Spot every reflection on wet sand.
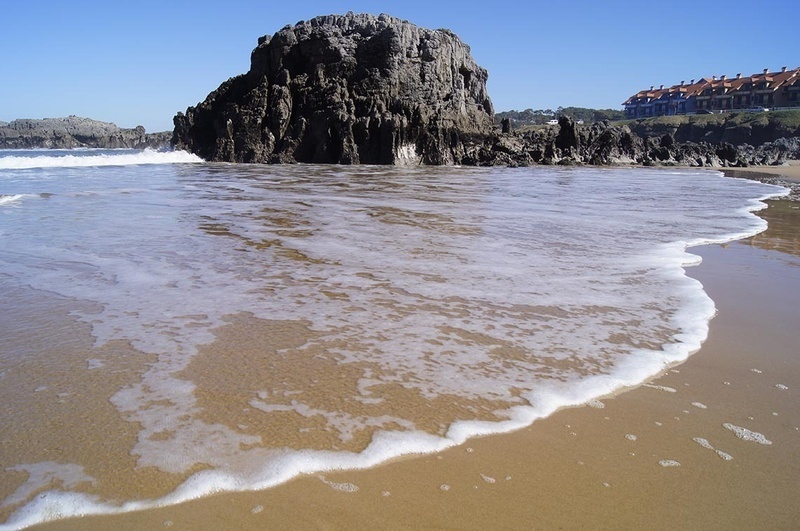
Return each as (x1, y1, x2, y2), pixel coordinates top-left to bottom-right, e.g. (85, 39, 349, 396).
(744, 199, 800, 256)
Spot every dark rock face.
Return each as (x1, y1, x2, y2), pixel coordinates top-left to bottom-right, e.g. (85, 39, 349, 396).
(0, 116, 170, 149)
(173, 13, 494, 164)
(472, 118, 800, 169)
(628, 117, 800, 147)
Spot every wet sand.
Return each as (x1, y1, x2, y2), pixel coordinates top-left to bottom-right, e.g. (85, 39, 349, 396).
(34, 165, 800, 530)
(729, 160, 800, 181)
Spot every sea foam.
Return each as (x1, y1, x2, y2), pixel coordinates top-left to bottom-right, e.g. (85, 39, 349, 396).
(0, 194, 30, 206)
(0, 148, 202, 169)
(0, 163, 788, 528)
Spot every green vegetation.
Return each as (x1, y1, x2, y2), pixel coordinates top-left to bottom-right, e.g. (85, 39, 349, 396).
(615, 109, 800, 130)
(496, 106, 625, 126)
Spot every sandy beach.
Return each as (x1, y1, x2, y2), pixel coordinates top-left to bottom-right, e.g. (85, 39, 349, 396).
(32, 163, 800, 530)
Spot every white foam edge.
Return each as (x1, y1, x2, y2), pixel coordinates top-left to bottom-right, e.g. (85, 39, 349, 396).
(4, 335, 707, 530)
(0, 347, 725, 526)
(2, 430, 454, 529)
(689, 174, 789, 250)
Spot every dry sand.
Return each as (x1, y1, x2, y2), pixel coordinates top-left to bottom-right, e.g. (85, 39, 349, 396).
(34, 165, 800, 530)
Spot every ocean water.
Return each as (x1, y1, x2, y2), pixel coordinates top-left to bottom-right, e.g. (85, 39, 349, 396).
(0, 149, 787, 528)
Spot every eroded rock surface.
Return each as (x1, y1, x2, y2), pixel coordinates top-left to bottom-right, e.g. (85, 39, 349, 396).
(172, 13, 494, 164)
(477, 117, 800, 168)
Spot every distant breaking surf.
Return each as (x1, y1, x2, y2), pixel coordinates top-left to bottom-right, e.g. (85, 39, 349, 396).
(0, 149, 203, 170)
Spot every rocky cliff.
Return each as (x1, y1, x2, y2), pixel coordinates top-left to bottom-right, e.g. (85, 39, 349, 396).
(173, 12, 494, 164)
(0, 116, 171, 149)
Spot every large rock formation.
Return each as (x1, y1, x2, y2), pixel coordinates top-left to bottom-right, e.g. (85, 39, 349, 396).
(0, 116, 170, 149)
(172, 13, 494, 164)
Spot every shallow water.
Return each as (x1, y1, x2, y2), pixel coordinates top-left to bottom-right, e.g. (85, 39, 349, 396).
(0, 150, 786, 527)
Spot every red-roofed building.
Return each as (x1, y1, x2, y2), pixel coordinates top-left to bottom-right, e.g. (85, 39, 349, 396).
(623, 79, 708, 118)
(781, 75, 800, 107)
(623, 67, 800, 117)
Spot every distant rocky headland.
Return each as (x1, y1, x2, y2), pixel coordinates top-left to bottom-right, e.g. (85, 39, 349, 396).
(0, 116, 171, 149)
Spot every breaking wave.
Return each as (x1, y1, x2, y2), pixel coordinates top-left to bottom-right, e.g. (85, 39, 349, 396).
(0, 148, 203, 170)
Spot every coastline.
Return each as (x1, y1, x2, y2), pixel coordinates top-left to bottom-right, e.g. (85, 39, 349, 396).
(30, 164, 800, 530)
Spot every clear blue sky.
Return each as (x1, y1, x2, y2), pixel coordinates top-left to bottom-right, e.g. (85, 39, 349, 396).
(2, 0, 797, 132)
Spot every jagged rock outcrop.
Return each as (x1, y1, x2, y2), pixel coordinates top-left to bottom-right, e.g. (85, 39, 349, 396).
(0, 116, 171, 149)
(473, 117, 800, 168)
(173, 12, 494, 164)
(628, 114, 800, 146)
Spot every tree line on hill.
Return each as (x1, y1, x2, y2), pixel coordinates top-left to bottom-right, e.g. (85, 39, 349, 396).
(495, 107, 626, 127)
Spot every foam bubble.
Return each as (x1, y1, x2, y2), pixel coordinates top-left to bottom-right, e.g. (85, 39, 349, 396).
(480, 474, 496, 484)
(625, 434, 638, 441)
(723, 423, 772, 445)
(586, 399, 605, 409)
(643, 384, 677, 393)
(659, 460, 681, 467)
(693, 437, 713, 450)
(691, 402, 707, 409)
(693, 437, 734, 461)
(318, 476, 359, 493)
(775, 384, 788, 390)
